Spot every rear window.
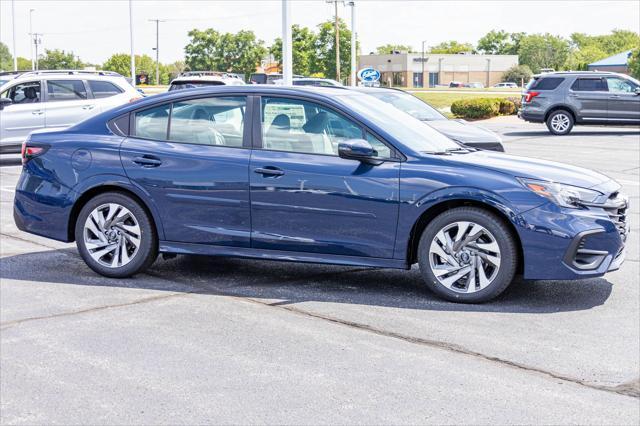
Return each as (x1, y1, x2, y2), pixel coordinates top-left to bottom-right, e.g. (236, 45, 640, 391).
(89, 80, 124, 98)
(47, 80, 87, 101)
(527, 77, 564, 91)
(571, 78, 607, 92)
(168, 81, 225, 91)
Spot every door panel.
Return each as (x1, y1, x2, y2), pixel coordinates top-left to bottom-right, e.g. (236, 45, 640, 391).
(568, 78, 608, 120)
(120, 96, 252, 246)
(0, 80, 44, 145)
(250, 150, 400, 257)
(44, 79, 96, 128)
(606, 77, 640, 121)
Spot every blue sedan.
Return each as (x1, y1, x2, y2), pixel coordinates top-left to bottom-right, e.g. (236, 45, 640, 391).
(14, 86, 629, 303)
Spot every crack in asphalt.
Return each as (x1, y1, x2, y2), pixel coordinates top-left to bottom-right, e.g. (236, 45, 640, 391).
(2, 231, 639, 400)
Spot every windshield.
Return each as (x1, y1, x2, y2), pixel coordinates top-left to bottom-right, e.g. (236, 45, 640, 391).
(368, 91, 446, 121)
(337, 93, 460, 153)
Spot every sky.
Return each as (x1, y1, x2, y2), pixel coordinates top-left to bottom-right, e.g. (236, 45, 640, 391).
(1, 0, 639, 65)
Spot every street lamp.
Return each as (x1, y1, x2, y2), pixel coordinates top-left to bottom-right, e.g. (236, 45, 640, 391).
(421, 40, 427, 88)
(29, 9, 35, 70)
(347, 1, 356, 86)
(281, 0, 293, 86)
(149, 19, 166, 85)
(11, 0, 17, 71)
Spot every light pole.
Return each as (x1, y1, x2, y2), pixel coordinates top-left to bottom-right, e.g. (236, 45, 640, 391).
(129, 0, 136, 86)
(326, 1, 341, 82)
(29, 9, 35, 70)
(281, 0, 292, 86)
(33, 33, 42, 70)
(11, 0, 17, 71)
(348, 1, 356, 86)
(149, 19, 165, 85)
(421, 40, 427, 88)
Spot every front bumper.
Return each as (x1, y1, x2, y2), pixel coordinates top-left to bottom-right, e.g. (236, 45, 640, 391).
(517, 197, 629, 280)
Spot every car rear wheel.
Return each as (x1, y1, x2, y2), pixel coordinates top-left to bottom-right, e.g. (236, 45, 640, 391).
(417, 207, 518, 303)
(75, 192, 157, 278)
(546, 110, 574, 135)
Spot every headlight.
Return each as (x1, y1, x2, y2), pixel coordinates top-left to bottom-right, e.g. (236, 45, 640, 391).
(518, 178, 602, 208)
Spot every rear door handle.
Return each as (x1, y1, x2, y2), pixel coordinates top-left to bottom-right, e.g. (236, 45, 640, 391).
(133, 155, 162, 167)
(254, 167, 284, 176)
(82, 104, 96, 110)
(31, 110, 44, 115)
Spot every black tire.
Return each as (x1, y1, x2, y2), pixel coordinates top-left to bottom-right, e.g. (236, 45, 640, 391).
(75, 192, 158, 278)
(546, 109, 574, 135)
(417, 207, 518, 303)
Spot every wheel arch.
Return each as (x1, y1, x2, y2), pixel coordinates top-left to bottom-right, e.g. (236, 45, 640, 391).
(544, 105, 577, 123)
(406, 198, 524, 273)
(68, 183, 163, 243)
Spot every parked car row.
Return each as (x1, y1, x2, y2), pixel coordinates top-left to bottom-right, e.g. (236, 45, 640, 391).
(14, 85, 628, 303)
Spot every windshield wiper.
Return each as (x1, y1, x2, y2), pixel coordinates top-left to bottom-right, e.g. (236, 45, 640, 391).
(422, 150, 451, 155)
(446, 147, 476, 154)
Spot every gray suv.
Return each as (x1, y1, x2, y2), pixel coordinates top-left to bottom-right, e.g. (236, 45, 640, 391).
(519, 71, 640, 135)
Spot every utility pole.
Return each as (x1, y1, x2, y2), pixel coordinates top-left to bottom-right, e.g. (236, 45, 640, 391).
(149, 19, 165, 85)
(326, 0, 341, 82)
(281, 0, 293, 86)
(129, 0, 136, 87)
(421, 40, 426, 88)
(348, 1, 356, 86)
(11, 0, 17, 71)
(29, 9, 35, 70)
(33, 33, 42, 70)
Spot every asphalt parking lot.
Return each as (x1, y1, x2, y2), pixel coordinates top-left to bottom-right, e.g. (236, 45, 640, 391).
(1, 120, 639, 424)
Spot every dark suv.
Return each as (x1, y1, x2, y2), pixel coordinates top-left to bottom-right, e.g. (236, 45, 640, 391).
(519, 71, 640, 135)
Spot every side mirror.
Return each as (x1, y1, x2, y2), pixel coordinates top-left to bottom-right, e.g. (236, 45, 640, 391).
(635, 87, 640, 95)
(338, 138, 380, 164)
(0, 98, 12, 111)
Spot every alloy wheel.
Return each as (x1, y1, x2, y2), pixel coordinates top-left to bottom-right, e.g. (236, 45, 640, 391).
(551, 113, 571, 133)
(428, 221, 501, 293)
(83, 203, 141, 268)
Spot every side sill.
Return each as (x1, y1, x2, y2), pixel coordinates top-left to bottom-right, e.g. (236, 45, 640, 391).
(159, 241, 410, 270)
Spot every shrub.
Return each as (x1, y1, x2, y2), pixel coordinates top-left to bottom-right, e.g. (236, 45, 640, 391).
(451, 97, 517, 119)
(451, 98, 500, 119)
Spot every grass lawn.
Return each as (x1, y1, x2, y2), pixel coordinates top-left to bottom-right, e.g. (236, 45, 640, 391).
(411, 91, 519, 111)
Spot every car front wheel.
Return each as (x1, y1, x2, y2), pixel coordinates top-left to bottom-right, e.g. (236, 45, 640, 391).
(417, 207, 518, 303)
(546, 110, 574, 135)
(75, 192, 158, 278)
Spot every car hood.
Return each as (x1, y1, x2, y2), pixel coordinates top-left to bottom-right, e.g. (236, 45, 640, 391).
(425, 120, 500, 143)
(445, 150, 614, 190)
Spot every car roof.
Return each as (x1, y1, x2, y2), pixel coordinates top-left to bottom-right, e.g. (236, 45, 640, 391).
(533, 71, 626, 78)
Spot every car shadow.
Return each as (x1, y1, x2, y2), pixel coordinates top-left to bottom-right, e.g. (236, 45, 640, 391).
(504, 130, 640, 137)
(0, 248, 613, 314)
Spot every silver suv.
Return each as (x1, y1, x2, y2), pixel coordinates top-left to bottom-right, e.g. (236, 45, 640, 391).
(519, 71, 640, 135)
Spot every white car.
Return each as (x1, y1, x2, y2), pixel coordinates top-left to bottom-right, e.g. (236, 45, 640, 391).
(168, 72, 245, 91)
(494, 82, 518, 88)
(0, 70, 140, 153)
(272, 77, 343, 87)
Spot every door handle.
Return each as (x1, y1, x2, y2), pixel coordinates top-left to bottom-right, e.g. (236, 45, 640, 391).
(82, 104, 96, 110)
(133, 155, 162, 167)
(31, 110, 44, 115)
(608, 95, 620, 99)
(254, 167, 284, 177)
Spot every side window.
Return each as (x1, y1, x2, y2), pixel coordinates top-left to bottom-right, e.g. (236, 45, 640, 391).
(169, 96, 246, 147)
(261, 97, 362, 155)
(0, 81, 41, 104)
(571, 78, 607, 92)
(89, 80, 124, 98)
(47, 80, 87, 102)
(606, 77, 638, 93)
(366, 132, 392, 159)
(133, 104, 170, 140)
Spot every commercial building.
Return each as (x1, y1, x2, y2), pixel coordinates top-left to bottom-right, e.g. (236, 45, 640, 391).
(587, 50, 633, 75)
(358, 52, 519, 88)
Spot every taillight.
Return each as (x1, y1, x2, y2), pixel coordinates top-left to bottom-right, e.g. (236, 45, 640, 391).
(21, 141, 47, 165)
(524, 91, 540, 103)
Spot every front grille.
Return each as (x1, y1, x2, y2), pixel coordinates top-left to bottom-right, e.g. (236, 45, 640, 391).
(603, 193, 629, 241)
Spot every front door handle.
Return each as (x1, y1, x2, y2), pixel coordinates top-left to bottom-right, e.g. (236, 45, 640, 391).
(31, 110, 44, 115)
(133, 155, 162, 167)
(82, 104, 96, 110)
(254, 167, 284, 177)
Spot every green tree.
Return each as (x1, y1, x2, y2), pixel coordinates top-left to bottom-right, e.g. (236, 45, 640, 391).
(314, 18, 353, 81)
(0, 42, 13, 71)
(38, 49, 83, 70)
(185, 28, 266, 81)
(270, 25, 318, 76)
(517, 34, 570, 73)
(17, 57, 31, 70)
(501, 64, 533, 85)
(628, 48, 640, 79)
(102, 53, 159, 84)
(429, 40, 474, 54)
(375, 44, 414, 54)
(477, 30, 523, 55)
